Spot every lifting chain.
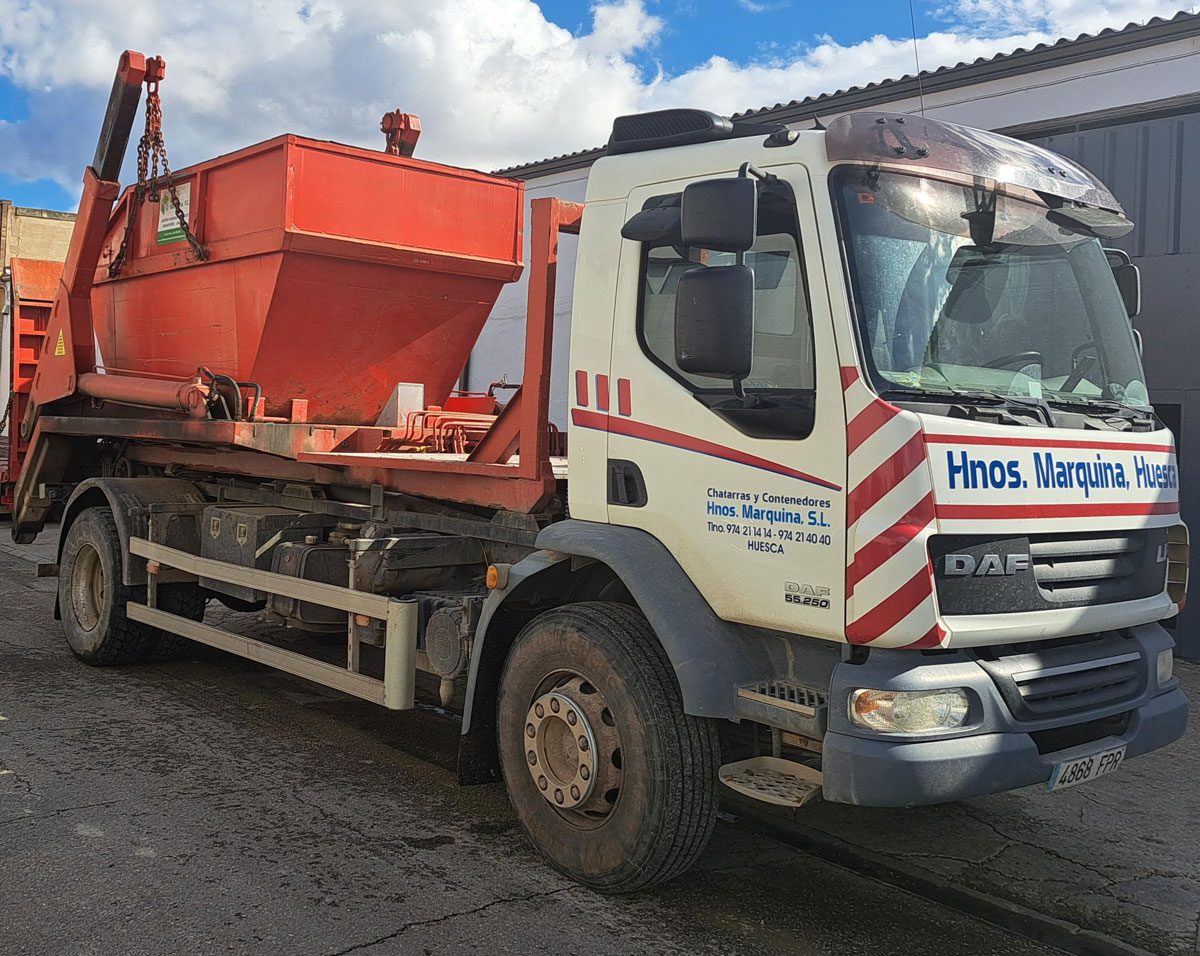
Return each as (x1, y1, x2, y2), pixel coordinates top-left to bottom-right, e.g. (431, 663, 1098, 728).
(108, 79, 208, 278)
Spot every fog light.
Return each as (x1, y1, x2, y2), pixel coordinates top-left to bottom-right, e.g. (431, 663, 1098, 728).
(1157, 649, 1174, 686)
(849, 688, 970, 734)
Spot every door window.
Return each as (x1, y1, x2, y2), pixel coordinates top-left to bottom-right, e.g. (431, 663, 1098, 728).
(634, 179, 817, 439)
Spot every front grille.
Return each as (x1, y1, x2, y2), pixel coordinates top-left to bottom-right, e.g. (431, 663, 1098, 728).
(1029, 530, 1157, 605)
(1012, 652, 1142, 718)
(974, 632, 1147, 722)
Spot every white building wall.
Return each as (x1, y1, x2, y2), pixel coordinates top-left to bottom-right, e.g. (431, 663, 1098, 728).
(466, 168, 587, 427)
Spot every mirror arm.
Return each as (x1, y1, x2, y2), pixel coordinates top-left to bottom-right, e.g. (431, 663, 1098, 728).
(738, 161, 777, 184)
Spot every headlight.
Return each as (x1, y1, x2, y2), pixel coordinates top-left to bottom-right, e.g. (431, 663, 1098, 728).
(1157, 649, 1174, 686)
(849, 688, 970, 734)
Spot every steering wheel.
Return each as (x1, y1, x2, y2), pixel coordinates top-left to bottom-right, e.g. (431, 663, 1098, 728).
(983, 350, 1043, 370)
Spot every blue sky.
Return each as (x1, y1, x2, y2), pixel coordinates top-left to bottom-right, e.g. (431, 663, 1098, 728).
(0, 0, 1187, 212)
(538, 0, 926, 74)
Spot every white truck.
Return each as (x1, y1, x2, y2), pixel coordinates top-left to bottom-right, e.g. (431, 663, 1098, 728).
(12, 58, 1188, 894)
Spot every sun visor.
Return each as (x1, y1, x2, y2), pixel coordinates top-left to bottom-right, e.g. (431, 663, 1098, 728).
(826, 112, 1127, 216)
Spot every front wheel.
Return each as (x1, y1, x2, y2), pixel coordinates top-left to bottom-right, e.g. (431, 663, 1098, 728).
(497, 602, 720, 893)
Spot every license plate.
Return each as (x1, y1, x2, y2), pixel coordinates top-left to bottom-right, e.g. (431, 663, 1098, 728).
(1047, 745, 1126, 792)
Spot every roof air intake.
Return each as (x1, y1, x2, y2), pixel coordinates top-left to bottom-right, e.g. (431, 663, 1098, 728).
(607, 109, 733, 155)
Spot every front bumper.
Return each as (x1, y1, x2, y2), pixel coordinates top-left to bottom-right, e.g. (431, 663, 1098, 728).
(820, 623, 1187, 806)
(822, 687, 1186, 806)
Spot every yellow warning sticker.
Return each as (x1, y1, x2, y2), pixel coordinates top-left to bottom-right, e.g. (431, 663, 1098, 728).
(54, 329, 66, 357)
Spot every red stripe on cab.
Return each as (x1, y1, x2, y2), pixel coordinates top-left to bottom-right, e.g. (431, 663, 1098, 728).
(575, 370, 589, 408)
(570, 408, 842, 491)
(847, 399, 900, 456)
(846, 565, 933, 645)
(617, 378, 632, 417)
(596, 374, 610, 412)
(898, 623, 947, 650)
(846, 492, 935, 596)
(938, 501, 1179, 520)
(847, 433, 926, 526)
(924, 433, 1175, 454)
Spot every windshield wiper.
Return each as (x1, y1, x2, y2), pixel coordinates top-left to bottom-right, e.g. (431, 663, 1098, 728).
(878, 386, 1052, 425)
(1044, 395, 1155, 420)
(879, 385, 999, 402)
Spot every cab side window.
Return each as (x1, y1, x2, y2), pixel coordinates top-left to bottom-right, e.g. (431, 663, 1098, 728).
(634, 179, 817, 439)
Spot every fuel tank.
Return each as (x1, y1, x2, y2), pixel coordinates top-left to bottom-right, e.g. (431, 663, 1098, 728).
(90, 135, 524, 424)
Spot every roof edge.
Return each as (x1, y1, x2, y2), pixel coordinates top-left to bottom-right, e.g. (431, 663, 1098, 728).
(494, 10, 1200, 180)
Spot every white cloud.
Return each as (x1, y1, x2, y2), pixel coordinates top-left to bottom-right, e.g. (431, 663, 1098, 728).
(737, 0, 791, 12)
(0, 0, 1190, 204)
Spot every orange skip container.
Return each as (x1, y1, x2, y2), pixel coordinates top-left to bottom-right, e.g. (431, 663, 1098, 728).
(90, 135, 524, 424)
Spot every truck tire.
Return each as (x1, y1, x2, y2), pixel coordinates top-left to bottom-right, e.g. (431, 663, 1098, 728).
(59, 507, 204, 665)
(497, 602, 720, 893)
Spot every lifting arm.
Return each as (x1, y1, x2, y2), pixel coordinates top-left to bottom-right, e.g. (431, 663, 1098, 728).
(28, 51, 163, 413)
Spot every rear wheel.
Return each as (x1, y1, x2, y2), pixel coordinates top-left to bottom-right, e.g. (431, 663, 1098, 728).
(497, 602, 720, 893)
(59, 506, 205, 665)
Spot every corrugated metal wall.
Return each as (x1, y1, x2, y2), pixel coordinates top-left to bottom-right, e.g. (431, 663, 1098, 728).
(1031, 110, 1200, 657)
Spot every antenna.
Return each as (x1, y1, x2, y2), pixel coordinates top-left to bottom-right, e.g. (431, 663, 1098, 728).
(908, 0, 926, 117)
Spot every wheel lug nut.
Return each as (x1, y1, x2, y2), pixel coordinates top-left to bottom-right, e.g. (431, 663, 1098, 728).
(554, 789, 564, 804)
(567, 711, 577, 725)
(527, 750, 537, 765)
(580, 765, 590, 781)
(570, 785, 580, 800)
(550, 698, 560, 713)
(538, 776, 548, 791)
(534, 703, 544, 718)
(526, 723, 535, 738)
(578, 737, 589, 751)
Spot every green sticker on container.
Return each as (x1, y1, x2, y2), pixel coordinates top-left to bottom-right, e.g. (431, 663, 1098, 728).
(156, 182, 191, 245)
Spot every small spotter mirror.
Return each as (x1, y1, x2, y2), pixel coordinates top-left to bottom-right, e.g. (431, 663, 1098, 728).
(681, 177, 757, 253)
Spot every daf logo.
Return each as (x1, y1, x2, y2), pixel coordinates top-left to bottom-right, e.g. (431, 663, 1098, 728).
(944, 553, 1031, 577)
(785, 581, 831, 609)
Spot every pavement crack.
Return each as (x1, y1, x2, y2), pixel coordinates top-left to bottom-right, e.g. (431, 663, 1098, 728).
(322, 886, 574, 955)
(0, 797, 125, 826)
(955, 804, 1124, 885)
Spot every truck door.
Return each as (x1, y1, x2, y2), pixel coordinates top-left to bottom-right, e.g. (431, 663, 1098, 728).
(592, 165, 849, 640)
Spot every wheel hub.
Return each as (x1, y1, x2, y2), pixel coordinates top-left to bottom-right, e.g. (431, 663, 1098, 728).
(70, 543, 106, 632)
(523, 675, 622, 817)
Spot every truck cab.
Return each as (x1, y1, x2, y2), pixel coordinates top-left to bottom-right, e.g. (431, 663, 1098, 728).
(563, 109, 1187, 805)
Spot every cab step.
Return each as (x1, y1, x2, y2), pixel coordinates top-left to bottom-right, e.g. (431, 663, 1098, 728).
(718, 756, 822, 808)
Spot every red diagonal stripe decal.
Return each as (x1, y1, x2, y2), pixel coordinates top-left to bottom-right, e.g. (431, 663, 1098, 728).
(898, 623, 947, 650)
(847, 491, 935, 596)
(847, 432, 925, 526)
(847, 399, 900, 456)
(846, 565, 933, 645)
(840, 366, 860, 390)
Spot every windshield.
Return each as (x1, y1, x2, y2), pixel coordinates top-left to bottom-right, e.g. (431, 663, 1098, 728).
(834, 168, 1150, 410)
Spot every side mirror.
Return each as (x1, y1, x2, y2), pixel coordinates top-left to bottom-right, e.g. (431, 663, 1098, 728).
(1105, 249, 1141, 319)
(674, 265, 754, 379)
(681, 177, 757, 252)
(1113, 262, 1141, 319)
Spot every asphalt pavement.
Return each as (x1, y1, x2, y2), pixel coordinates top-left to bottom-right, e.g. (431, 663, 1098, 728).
(0, 525, 1065, 956)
